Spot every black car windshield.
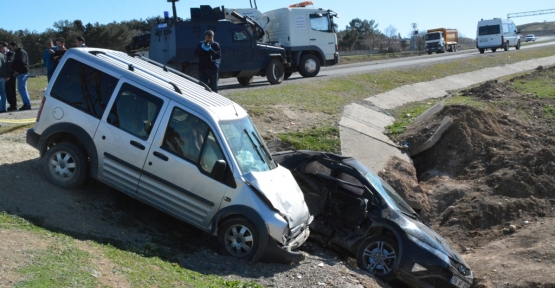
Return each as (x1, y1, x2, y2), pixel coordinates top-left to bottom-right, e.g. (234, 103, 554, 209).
(344, 158, 417, 216)
(221, 117, 277, 174)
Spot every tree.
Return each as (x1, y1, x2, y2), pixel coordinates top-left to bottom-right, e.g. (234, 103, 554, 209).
(339, 30, 359, 50)
(345, 18, 379, 49)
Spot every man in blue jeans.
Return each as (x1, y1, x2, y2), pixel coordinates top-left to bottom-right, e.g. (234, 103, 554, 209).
(43, 39, 57, 82)
(9, 41, 31, 110)
(0, 51, 8, 112)
(194, 30, 221, 93)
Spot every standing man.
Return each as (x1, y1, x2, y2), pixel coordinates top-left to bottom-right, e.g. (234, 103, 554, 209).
(51, 38, 67, 71)
(9, 41, 31, 111)
(44, 39, 57, 82)
(194, 30, 221, 93)
(0, 41, 17, 111)
(0, 49, 8, 113)
(75, 36, 86, 47)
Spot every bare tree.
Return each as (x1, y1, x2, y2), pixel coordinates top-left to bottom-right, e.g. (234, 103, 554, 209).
(384, 25, 398, 52)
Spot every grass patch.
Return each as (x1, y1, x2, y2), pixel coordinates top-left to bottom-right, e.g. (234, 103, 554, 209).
(228, 46, 555, 116)
(27, 76, 48, 101)
(385, 101, 437, 137)
(543, 106, 555, 118)
(278, 125, 340, 153)
(0, 212, 260, 288)
(510, 69, 555, 98)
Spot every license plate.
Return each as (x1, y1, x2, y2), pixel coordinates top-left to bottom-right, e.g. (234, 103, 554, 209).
(479, 38, 488, 43)
(450, 276, 470, 288)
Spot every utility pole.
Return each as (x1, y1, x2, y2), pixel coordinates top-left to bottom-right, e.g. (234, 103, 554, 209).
(411, 23, 418, 51)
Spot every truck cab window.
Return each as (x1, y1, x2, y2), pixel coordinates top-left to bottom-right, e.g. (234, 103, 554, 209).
(233, 31, 250, 42)
(309, 14, 330, 32)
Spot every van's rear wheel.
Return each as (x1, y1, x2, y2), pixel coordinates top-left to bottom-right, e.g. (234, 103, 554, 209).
(265, 59, 284, 85)
(218, 217, 259, 260)
(237, 76, 253, 86)
(298, 54, 320, 77)
(43, 142, 88, 188)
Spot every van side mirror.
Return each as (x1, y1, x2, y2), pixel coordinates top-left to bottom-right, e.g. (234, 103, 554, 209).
(211, 159, 227, 181)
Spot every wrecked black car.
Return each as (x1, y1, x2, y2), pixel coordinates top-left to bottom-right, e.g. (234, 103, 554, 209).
(272, 150, 473, 288)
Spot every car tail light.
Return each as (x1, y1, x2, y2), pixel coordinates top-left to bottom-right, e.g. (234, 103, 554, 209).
(36, 97, 46, 122)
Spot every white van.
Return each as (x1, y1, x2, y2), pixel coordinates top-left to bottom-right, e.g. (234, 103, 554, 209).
(476, 18, 521, 53)
(26, 48, 312, 263)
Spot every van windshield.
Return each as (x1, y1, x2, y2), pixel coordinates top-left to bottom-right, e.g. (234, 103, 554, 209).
(479, 25, 500, 36)
(221, 117, 277, 174)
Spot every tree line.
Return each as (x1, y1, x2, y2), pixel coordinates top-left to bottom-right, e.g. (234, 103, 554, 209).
(0, 17, 163, 67)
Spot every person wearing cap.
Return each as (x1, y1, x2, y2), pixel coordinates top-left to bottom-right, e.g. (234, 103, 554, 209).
(9, 41, 31, 111)
(0, 41, 17, 111)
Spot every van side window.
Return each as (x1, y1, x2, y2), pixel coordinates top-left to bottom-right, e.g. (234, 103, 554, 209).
(50, 58, 118, 119)
(161, 107, 210, 163)
(107, 83, 163, 139)
(199, 131, 226, 174)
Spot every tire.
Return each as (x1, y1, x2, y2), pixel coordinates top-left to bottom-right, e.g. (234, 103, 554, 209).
(491, 48, 497, 53)
(503, 41, 509, 51)
(516, 40, 521, 50)
(356, 235, 399, 282)
(427, 52, 432, 55)
(237, 76, 253, 86)
(42, 142, 89, 189)
(184, 64, 199, 80)
(284, 71, 293, 80)
(298, 54, 320, 77)
(218, 217, 259, 260)
(265, 59, 284, 85)
(479, 49, 485, 54)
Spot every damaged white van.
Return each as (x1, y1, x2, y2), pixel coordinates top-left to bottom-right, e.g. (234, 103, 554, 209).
(476, 18, 521, 53)
(26, 48, 312, 263)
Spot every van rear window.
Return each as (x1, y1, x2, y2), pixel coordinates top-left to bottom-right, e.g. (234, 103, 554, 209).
(478, 25, 500, 36)
(50, 58, 118, 119)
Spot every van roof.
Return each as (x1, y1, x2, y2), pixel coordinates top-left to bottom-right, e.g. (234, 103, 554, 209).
(60, 48, 248, 121)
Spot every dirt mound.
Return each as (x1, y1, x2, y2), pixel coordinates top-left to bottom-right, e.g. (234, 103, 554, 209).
(390, 66, 555, 244)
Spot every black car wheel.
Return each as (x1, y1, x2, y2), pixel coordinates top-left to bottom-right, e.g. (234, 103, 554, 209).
(237, 76, 253, 86)
(298, 54, 320, 77)
(218, 217, 259, 260)
(43, 142, 88, 188)
(265, 59, 284, 85)
(356, 235, 399, 282)
(184, 64, 199, 80)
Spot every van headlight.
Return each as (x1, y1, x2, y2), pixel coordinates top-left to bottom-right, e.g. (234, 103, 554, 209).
(407, 234, 449, 264)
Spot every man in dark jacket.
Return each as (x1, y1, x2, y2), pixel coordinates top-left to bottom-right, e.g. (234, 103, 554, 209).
(9, 41, 31, 110)
(0, 41, 17, 111)
(194, 30, 221, 93)
(0, 49, 8, 112)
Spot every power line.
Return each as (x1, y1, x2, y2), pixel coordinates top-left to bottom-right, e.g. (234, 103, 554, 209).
(507, 8, 555, 18)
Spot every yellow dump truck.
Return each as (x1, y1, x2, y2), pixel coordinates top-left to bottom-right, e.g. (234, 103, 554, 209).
(424, 28, 458, 54)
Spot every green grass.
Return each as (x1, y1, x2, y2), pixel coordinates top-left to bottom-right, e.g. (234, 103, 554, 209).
(543, 106, 555, 118)
(278, 125, 340, 153)
(0, 212, 261, 288)
(27, 76, 48, 101)
(510, 69, 555, 98)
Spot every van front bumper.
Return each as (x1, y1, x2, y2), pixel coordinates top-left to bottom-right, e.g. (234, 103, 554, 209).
(261, 226, 310, 263)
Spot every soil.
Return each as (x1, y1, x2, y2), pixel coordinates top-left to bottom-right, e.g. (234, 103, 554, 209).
(2, 66, 555, 288)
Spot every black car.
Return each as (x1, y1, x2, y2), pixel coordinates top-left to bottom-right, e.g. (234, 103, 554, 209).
(273, 151, 473, 288)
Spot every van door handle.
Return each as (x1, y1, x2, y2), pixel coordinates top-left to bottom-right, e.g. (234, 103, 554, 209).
(153, 151, 169, 161)
(310, 38, 316, 41)
(130, 140, 145, 150)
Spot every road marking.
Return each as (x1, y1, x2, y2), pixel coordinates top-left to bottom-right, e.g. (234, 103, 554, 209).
(0, 118, 36, 124)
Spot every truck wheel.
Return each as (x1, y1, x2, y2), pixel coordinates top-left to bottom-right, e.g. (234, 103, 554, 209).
(479, 49, 485, 54)
(218, 217, 259, 260)
(503, 41, 509, 51)
(184, 64, 199, 80)
(43, 142, 89, 189)
(515, 40, 521, 50)
(298, 54, 320, 77)
(237, 76, 253, 86)
(266, 59, 284, 85)
(284, 72, 293, 80)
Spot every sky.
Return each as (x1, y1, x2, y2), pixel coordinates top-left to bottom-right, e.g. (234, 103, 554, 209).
(1, 0, 554, 38)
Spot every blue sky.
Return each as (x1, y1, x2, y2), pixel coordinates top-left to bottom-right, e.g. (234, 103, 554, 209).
(1, 0, 553, 38)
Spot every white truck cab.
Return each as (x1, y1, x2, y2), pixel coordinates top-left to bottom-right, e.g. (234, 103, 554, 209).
(476, 18, 521, 53)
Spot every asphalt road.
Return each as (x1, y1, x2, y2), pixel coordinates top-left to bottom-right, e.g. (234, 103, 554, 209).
(218, 36, 555, 89)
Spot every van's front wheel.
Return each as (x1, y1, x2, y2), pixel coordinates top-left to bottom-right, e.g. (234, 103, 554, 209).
(515, 40, 521, 50)
(503, 41, 509, 51)
(218, 217, 259, 260)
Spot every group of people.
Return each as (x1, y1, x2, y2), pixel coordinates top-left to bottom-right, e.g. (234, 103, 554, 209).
(0, 36, 86, 113)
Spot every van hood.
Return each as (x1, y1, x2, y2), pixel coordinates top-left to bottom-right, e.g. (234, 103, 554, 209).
(243, 165, 310, 228)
